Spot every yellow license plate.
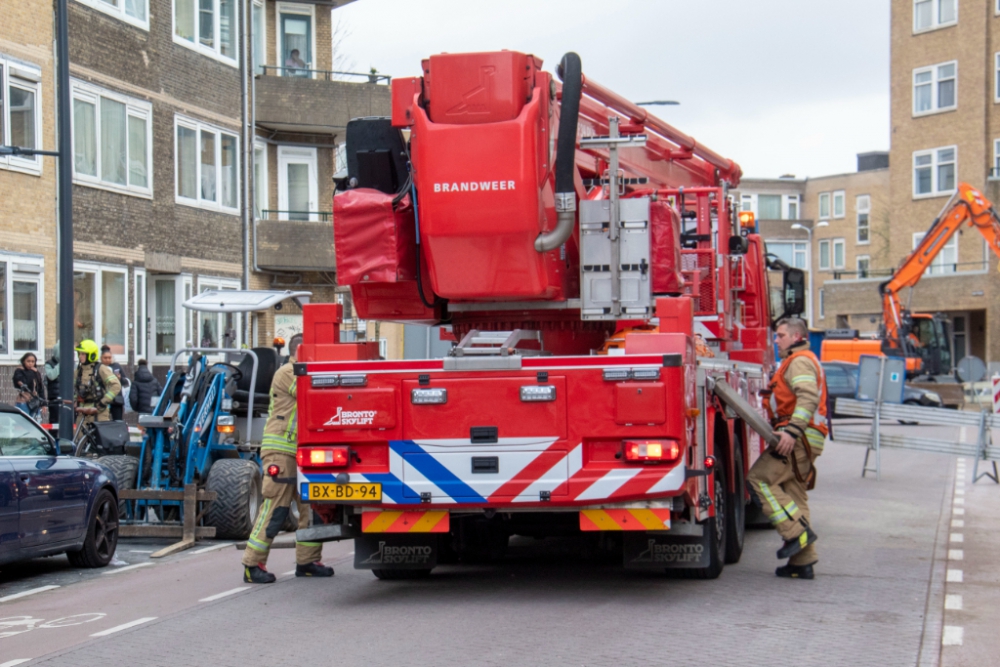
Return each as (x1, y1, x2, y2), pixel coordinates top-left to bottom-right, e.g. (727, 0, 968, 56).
(305, 482, 382, 501)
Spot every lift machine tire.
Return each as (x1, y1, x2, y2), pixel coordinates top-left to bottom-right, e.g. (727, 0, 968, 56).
(205, 458, 262, 540)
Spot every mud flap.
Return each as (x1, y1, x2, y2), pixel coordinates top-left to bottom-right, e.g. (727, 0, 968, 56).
(623, 526, 711, 570)
(354, 534, 438, 570)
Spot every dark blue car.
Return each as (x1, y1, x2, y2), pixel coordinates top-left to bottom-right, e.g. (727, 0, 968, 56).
(0, 403, 119, 568)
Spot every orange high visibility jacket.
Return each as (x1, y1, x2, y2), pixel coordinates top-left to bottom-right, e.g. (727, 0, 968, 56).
(766, 345, 829, 440)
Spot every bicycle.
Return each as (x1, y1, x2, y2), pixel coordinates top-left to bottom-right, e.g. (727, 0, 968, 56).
(72, 407, 129, 459)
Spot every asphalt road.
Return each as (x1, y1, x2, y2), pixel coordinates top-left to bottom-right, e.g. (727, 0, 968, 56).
(0, 420, 994, 667)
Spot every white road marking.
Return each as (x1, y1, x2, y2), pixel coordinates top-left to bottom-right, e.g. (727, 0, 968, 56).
(955, 489, 965, 495)
(953, 497, 965, 505)
(956, 480, 965, 487)
(942, 626, 964, 646)
(945, 594, 963, 610)
(102, 562, 154, 576)
(0, 585, 60, 603)
(90, 617, 157, 637)
(199, 587, 249, 602)
(957, 457, 966, 463)
(0, 660, 31, 667)
(190, 543, 236, 555)
(954, 507, 965, 515)
(950, 533, 964, 543)
(951, 519, 964, 528)
(948, 549, 964, 561)
(947, 569, 963, 582)
(128, 550, 154, 554)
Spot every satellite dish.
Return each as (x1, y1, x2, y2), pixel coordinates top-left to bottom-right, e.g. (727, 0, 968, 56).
(957, 355, 986, 383)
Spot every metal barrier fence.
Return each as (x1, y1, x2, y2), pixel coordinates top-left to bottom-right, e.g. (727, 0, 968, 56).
(833, 397, 999, 483)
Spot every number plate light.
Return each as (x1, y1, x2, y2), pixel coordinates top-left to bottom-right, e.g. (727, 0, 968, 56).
(520, 385, 557, 402)
(411, 387, 448, 404)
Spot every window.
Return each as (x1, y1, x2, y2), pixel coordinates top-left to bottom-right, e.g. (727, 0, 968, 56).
(766, 241, 807, 269)
(150, 275, 192, 360)
(134, 269, 146, 361)
(857, 195, 871, 244)
(818, 289, 825, 320)
(740, 194, 752, 212)
(995, 54, 1000, 104)
(174, 0, 237, 64)
(0, 58, 43, 175)
(175, 116, 239, 212)
(75, 0, 149, 29)
(818, 192, 830, 219)
(785, 195, 799, 220)
(914, 61, 956, 115)
(196, 278, 241, 350)
(254, 141, 268, 216)
(994, 139, 1000, 178)
(252, 0, 266, 75)
(913, 146, 956, 197)
(379, 338, 388, 359)
(278, 3, 315, 77)
(833, 190, 845, 218)
(73, 264, 128, 360)
(0, 256, 44, 358)
(857, 255, 870, 278)
(819, 240, 830, 270)
(914, 0, 956, 32)
(71, 80, 152, 197)
(757, 194, 782, 220)
(913, 232, 958, 275)
(0, 411, 55, 456)
(833, 239, 845, 269)
(277, 146, 318, 220)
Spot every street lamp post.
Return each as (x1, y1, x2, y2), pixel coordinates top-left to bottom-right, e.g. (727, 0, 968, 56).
(791, 221, 828, 328)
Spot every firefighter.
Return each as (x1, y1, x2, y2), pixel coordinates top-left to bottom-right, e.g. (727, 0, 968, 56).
(241, 334, 334, 584)
(74, 339, 121, 423)
(747, 317, 827, 580)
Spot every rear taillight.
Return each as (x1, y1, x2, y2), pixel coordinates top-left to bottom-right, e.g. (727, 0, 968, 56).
(624, 440, 681, 463)
(297, 447, 350, 468)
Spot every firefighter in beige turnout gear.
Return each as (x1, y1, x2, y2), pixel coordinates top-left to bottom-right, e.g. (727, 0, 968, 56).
(241, 335, 333, 584)
(74, 340, 121, 423)
(748, 318, 827, 580)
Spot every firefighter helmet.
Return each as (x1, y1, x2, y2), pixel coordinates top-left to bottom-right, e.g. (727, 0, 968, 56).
(75, 339, 100, 363)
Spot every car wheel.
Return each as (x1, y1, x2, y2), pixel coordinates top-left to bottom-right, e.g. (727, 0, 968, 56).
(898, 399, 920, 425)
(68, 488, 119, 568)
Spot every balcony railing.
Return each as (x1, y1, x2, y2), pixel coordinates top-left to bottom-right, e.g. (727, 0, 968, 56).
(830, 260, 988, 280)
(258, 65, 390, 84)
(260, 209, 331, 222)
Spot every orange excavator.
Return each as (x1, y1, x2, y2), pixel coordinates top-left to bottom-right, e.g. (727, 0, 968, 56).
(822, 182, 1000, 378)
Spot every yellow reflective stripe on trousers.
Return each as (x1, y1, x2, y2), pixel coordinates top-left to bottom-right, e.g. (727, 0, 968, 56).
(799, 531, 809, 546)
(805, 428, 826, 449)
(247, 499, 272, 552)
(758, 482, 783, 515)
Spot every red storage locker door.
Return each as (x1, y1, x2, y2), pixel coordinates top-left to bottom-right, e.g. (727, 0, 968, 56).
(333, 189, 416, 286)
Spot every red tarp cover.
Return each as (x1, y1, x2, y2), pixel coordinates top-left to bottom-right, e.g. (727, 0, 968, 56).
(333, 188, 416, 286)
(650, 199, 685, 294)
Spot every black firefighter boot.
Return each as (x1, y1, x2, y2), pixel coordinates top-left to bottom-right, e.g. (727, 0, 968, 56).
(244, 564, 276, 584)
(296, 561, 335, 577)
(775, 563, 815, 579)
(777, 525, 818, 560)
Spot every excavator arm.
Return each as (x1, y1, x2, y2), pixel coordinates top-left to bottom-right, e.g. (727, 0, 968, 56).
(881, 183, 1000, 354)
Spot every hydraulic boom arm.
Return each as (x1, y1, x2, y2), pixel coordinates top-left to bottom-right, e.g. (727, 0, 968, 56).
(881, 183, 1000, 350)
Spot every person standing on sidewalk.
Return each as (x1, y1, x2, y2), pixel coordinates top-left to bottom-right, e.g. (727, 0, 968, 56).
(748, 317, 828, 580)
(240, 334, 333, 584)
(129, 359, 162, 415)
(13, 353, 45, 420)
(44, 345, 60, 425)
(100, 345, 129, 421)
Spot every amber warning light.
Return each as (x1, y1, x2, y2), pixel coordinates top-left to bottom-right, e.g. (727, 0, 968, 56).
(738, 211, 755, 229)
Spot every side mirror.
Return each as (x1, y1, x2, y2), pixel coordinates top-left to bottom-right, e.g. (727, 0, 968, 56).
(728, 235, 749, 255)
(58, 438, 76, 456)
(782, 268, 806, 317)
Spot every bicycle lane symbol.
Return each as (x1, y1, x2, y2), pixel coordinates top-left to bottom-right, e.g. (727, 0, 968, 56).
(0, 613, 106, 639)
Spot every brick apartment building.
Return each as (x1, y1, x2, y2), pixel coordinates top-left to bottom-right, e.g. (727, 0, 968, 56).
(0, 5, 57, 403)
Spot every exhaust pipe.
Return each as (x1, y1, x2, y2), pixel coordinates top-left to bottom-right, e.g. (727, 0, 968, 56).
(535, 52, 582, 252)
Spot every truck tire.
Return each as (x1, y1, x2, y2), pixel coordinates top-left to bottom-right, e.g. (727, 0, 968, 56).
(67, 488, 119, 568)
(683, 460, 726, 580)
(281, 498, 301, 533)
(724, 443, 746, 564)
(96, 455, 139, 518)
(205, 459, 262, 540)
(372, 568, 432, 580)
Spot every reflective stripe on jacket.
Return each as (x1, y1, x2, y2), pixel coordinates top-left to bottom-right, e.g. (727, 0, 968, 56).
(767, 344, 829, 441)
(261, 358, 298, 455)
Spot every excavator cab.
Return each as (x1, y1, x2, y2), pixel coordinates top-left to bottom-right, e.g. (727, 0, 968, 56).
(905, 313, 953, 377)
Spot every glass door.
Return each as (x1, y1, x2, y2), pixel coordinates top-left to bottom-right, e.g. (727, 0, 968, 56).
(277, 146, 317, 221)
(279, 11, 312, 77)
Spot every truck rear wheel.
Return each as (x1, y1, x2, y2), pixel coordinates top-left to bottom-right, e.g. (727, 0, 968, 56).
(724, 443, 746, 564)
(682, 460, 726, 580)
(96, 455, 138, 518)
(205, 459, 262, 540)
(372, 568, 433, 580)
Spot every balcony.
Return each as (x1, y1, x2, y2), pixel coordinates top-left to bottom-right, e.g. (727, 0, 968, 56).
(254, 210, 336, 271)
(255, 68, 392, 133)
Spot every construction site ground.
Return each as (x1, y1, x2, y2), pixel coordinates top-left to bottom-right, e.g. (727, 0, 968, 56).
(0, 420, 996, 667)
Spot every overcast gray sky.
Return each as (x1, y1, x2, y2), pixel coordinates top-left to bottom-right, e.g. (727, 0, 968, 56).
(335, 0, 890, 180)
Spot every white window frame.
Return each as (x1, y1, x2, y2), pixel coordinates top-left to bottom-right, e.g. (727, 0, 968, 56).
(0, 253, 45, 361)
(832, 190, 845, 218)
(856, 255, 871, 278)
(784, 194, 799, 221)
(254, 139, 268, 217)
(195, 276, 242, 353)
(174, 115, 240, 214)
(993, 139, 1000, 179)
(277, 145, 318, 220)
(172, 0, 239, 67)
(134, 268, 147, 362)
(149, 274, 194, 364)
(379, 338, 388, 359)
(276, 2, 318, 78)
(0, 57, 43, 176)
(818, 240, 831, 271)
(913, 0, 957, 34)
(764, 240, 808, 271)
(832, 238, 846, 270)
(913, 232, 958, 276)
(74, 0, 150, 31)
(995, 53, 1000, 104)
(912, 145, 957, 199)
(818, 288, 825, 320)
(252, 0, 267, 75)
(740, 193, 753, 213)
(856, 195, 871, 245)
(70, 79, 153, 198)
(913, 60, 957, 116)
(73, 262, 129, 363)
(818, 192, 830, 219)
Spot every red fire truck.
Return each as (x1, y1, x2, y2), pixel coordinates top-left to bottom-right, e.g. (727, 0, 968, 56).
(290, 50, 805, 579)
